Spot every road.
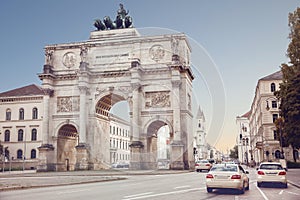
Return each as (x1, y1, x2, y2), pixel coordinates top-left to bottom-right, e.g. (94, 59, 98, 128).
(1, 168, 299, 200)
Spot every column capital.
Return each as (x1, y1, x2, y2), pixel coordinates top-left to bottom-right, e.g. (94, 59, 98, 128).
(172, 80, 181, 88)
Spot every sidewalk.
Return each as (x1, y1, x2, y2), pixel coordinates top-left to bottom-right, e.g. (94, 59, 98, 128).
(0, 169, 189, 191)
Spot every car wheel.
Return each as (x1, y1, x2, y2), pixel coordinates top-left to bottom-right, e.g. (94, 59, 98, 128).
(199, 169, 202, 172)
(196, 169, 199, 172)
(283, 183, 288, 188)
(257, 182, 262, 187)
(245, 180, 250, 190)
(240, 182, 245, 194)
(207, 187, 213, 193)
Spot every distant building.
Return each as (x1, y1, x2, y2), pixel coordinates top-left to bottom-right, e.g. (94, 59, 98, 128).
(236, 111, 251, 165)
(194, 106, 208, 160)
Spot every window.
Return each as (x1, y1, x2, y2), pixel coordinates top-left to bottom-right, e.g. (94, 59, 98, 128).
(6, 109, 11, 121)
(32, 108, 38, 119)
(271, 83, 276, 92)
(273, 114, 278, 123)
(17, 149, 23, 159)
(272, 101, 277, 108)
(19, 108, 24, 120)
(18, 129, 24, 141)
(31, 129, 37, 141)
(4, 130, 10, 142)
(273, 130, 278, 140)
(246, 138, 249, 146)
(31, 149, 36, 159)
(242, 138, 245, 145)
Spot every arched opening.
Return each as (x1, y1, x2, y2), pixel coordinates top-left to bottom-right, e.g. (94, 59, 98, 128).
(146, 120, 173, 169)
(57, 124, 78, 171)
(95, 93, 130, 168)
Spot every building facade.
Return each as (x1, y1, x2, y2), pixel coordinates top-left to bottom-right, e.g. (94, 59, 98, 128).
(248, 71, 297, 165)
(194, 106, 208, 160)
(236, 112, 251, 165)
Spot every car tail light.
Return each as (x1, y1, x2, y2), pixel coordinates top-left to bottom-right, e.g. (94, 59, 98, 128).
(206, 174, 214, 178)
(195, 163, 199, 166)
(257, 171, 265, 175)
(278, 171, 286, 175)
(205, 164, 211, 166)
(231, 175, 241, 179)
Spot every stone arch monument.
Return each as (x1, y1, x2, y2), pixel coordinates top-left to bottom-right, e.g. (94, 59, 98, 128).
(37, 8, 194, 171)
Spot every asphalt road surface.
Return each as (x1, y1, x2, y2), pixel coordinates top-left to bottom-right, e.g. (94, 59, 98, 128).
(1, 168, 299, 200)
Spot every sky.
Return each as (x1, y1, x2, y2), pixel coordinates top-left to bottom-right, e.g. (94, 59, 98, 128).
(0, 0, 298, 152)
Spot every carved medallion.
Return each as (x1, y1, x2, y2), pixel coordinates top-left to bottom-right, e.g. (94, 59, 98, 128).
(149, 45, 165, 62)
(62, 52, 76, 68)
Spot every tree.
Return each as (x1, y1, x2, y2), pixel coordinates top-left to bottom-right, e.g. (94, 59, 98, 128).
(275, 7, 300, 162)
(229, 145, 238, 159)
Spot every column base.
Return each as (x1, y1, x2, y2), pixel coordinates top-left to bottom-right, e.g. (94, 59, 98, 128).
(37, 144, 56, 172)
(75, 143, 89, 170)
(170, 142, 184, 170)
(129, 141, 144, 170)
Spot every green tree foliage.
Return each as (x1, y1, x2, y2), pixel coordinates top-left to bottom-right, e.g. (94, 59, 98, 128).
(229, 145, 238, 159)
(275, 7, 300, 158)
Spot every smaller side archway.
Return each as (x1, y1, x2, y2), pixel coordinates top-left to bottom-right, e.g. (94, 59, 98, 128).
(56, 124, 78, 171)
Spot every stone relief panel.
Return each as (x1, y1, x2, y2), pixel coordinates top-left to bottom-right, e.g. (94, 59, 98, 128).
(57, 96, 80, 112)
(149, 44, 165, 62)
(145, 91, 170, 108)
(62, 52, 77, 68)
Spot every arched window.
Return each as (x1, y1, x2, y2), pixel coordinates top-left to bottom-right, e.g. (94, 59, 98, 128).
(6, 108, 11, 121)
(19, 108, 24, 120)
(17, 149, 23, 159)
(275, 150, 281, 159)
(31, 149, 36, 159)
(4, 130, 10, 142)
(32, 107, 38, 119)
(242, 138, 245, 146)
(18, 129, 24, 141)
(246, 138, 249, 146)
(271, 83, 276, 92)
(31, 129, 37, 141)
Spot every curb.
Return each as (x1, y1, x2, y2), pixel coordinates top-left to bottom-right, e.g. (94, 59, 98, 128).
(288, 180, 300, 189)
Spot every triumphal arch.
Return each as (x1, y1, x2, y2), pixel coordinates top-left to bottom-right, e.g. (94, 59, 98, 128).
(37, 8, 194, 171)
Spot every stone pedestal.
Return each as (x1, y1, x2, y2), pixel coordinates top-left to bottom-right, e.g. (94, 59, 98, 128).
(170, 142, 184, 170)
(75, 143, 89, 170)
(129, 141, 144, 169)
(37, 144, 55, 172)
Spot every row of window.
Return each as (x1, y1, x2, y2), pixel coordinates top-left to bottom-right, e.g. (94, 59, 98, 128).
(5, 107, 38, 121)
(4, 149, 37, 160)
(110, 125, 129, 137)
(110, 138, 129, 150)
(3, 129, 38, 142)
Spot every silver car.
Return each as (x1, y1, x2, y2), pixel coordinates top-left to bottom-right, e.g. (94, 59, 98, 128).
(257, 162, 288, 188)
(206, 164, 250, 194)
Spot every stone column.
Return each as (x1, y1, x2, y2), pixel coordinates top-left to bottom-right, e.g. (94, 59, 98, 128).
(37, 88, 55, 172)
(170, 78, 184, 169)
(78, 85, 87, 144)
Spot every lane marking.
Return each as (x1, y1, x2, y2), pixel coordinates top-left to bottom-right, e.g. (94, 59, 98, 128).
(57, 189, 91, 194)
(123, 187, 205, 200)
(124, 192, 154, 198)
(286, 191, 300, 196)
(279, 190, 283, 195)
(174, 185, 190, 189)
(254, 183, 269, 200)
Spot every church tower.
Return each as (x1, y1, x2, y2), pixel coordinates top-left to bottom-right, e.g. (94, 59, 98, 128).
(195, 106, 207, 160)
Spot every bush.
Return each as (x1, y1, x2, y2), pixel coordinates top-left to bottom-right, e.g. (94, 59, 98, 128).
(287, 161, 300, 168)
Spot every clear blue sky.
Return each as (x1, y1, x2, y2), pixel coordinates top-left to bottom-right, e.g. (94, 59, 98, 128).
(0, 0, 298, 151)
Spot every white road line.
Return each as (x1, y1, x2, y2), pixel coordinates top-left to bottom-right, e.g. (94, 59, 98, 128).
(286, 191, 300, 196)
(123, 192, 154, 198)
(234, 196, 239, 200)
(174, 185, 190, 189)
(123, 187, 205, 200)
(279, 190, 283, 195)
(57, 189, 91, 195)
(254, 183, 269, 200)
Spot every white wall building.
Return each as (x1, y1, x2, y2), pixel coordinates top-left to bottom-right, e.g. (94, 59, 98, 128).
(236, 112, 251, 165)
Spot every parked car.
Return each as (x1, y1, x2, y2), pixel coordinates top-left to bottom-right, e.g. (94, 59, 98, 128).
(256, 162, 287, 188)
(195, 160, 212, 172)
(206, 163, 250, 194)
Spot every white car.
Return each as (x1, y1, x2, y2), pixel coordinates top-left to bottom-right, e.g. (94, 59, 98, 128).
(195, 160, 212, 172)
(257, 162, 287, 188)
(206, 164, 249, 194)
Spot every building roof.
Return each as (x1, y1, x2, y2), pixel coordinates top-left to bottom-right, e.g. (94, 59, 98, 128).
(0, 84, 45, 97)
(241, 111, 251, 118)
(259, 70, 282, 81)
(196, 106, 205, 121)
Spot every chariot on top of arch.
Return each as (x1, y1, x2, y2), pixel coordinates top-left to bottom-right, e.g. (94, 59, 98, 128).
(94, 3, 133, 31)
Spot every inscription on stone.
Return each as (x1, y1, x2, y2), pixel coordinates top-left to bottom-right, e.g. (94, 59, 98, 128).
(145, 91, 170, 108)
(57, 96, 80, 112)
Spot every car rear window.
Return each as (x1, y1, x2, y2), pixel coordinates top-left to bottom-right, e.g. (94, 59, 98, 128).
(210, 165, 237, 172)
(260, 164, 283, 170)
